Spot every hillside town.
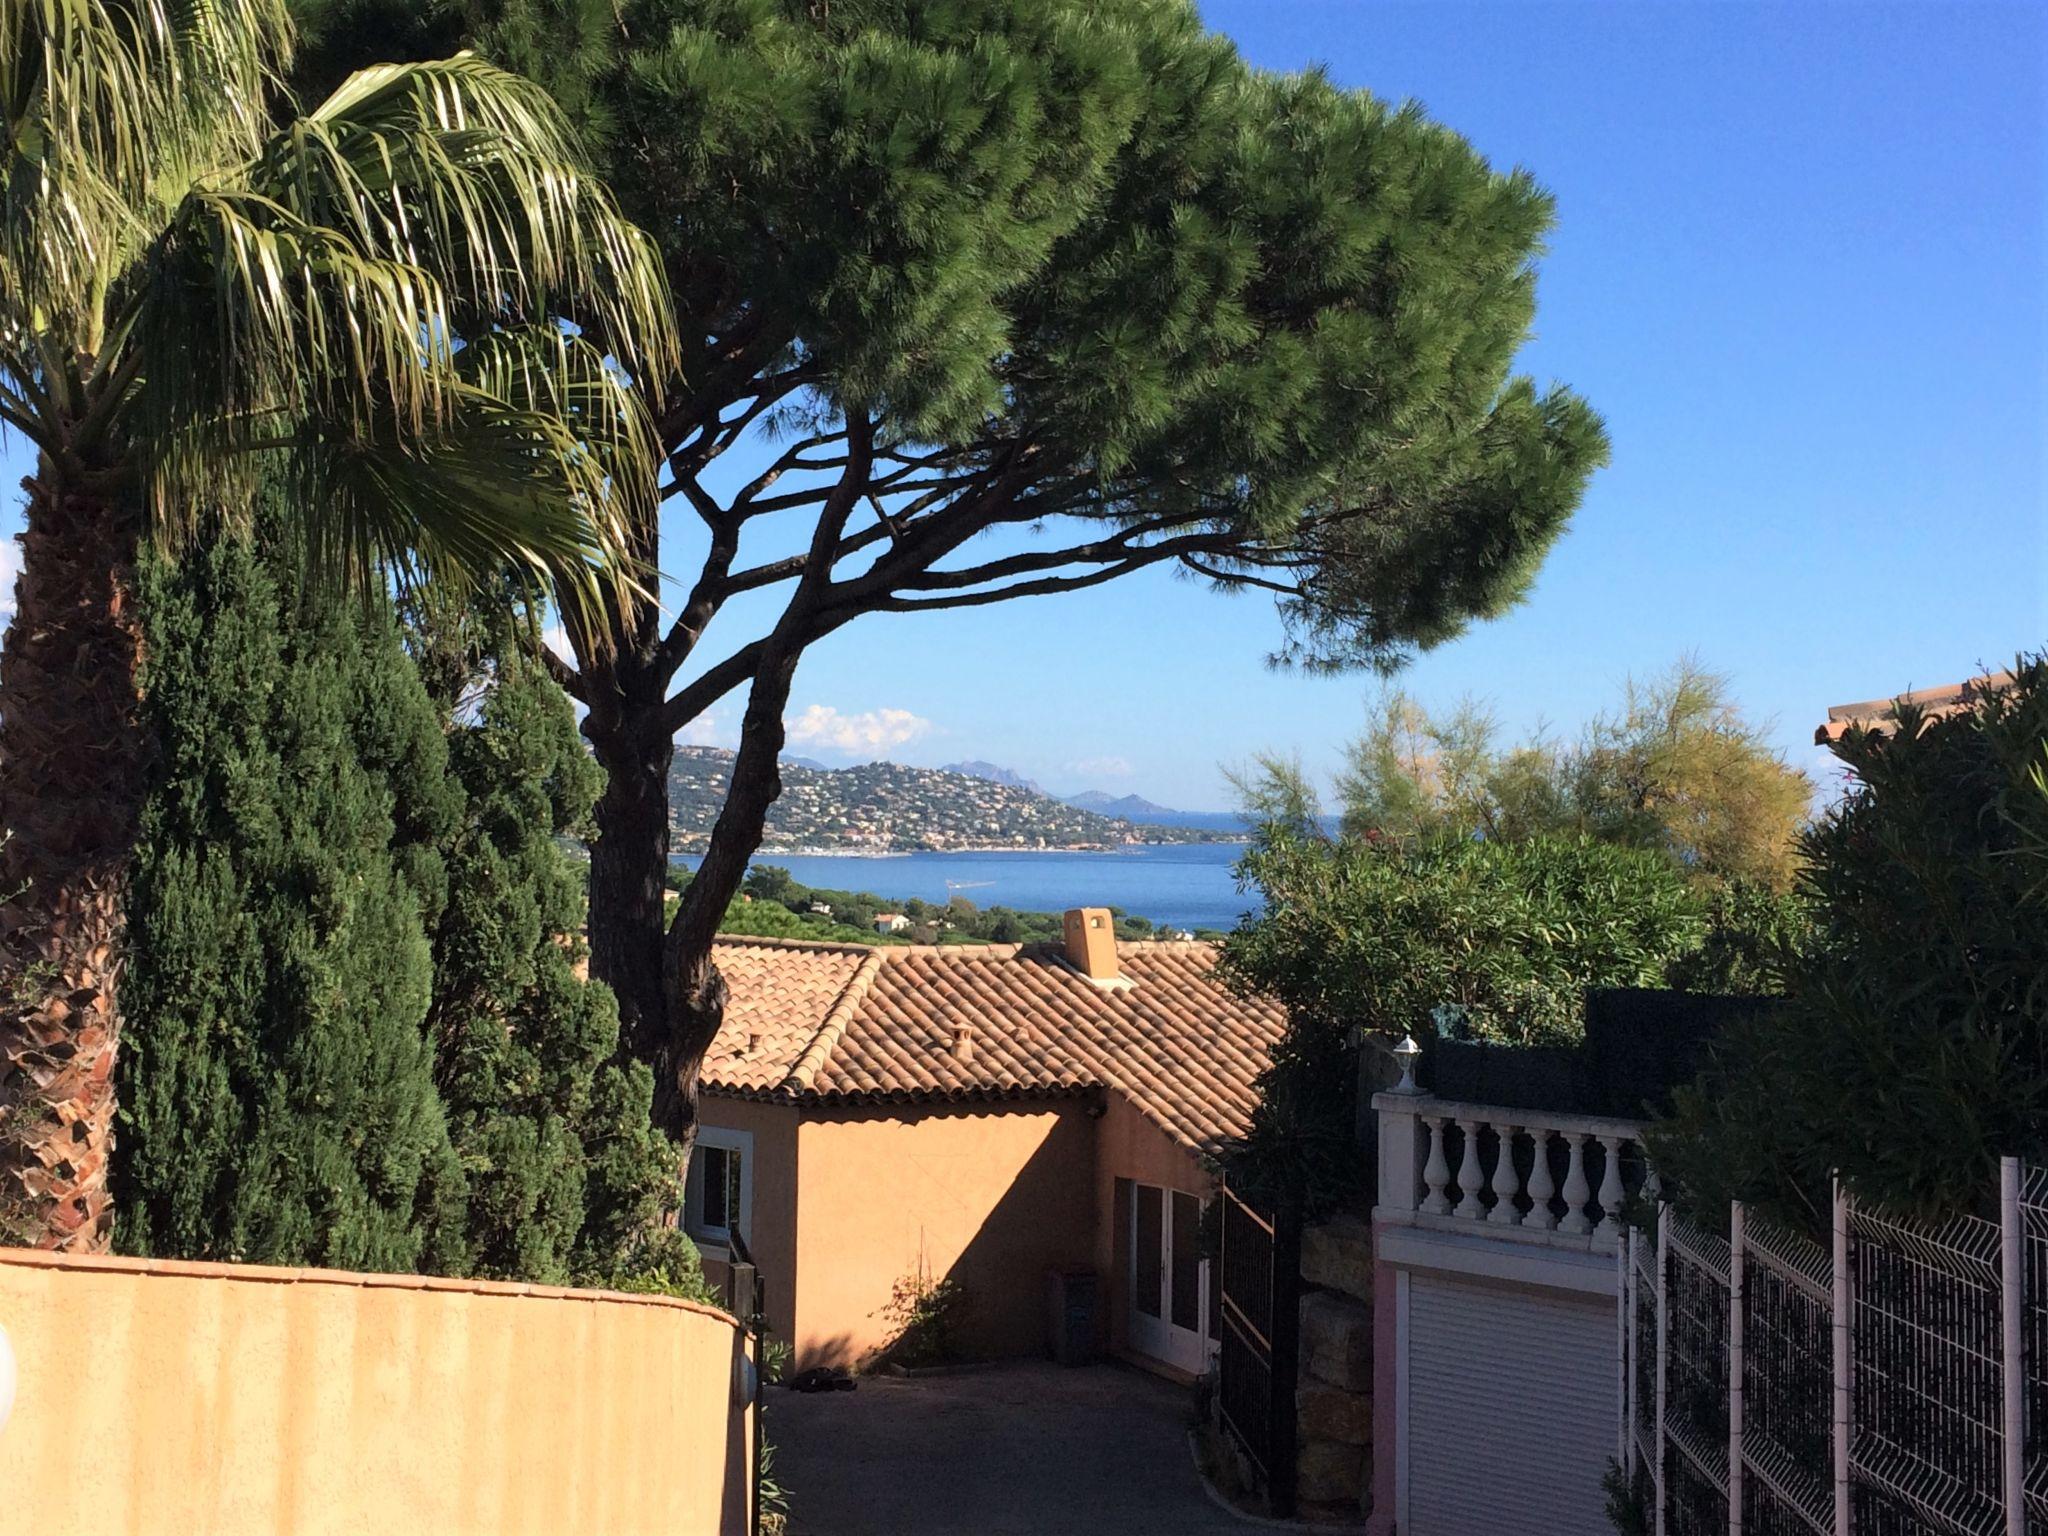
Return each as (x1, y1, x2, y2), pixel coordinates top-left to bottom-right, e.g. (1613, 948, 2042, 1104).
(668, 748, 1227, 853)
(0, 5, 2035, 1536)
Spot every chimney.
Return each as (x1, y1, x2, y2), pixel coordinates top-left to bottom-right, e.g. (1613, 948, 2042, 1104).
(1062, 907, 1119, 983)
(951, 1023, 975, 1064)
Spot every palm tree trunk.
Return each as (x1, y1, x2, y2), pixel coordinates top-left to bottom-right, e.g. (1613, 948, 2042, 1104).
(0, 468, 147, 1251)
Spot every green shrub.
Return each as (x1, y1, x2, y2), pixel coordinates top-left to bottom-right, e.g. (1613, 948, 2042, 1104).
(1220, 826, 1706, 1211)
(1648, 657, 2048, 1229)
(878, 1255, 972, 1366)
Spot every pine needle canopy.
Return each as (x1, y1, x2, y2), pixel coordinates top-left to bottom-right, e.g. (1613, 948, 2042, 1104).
(0, 0, 678, 607)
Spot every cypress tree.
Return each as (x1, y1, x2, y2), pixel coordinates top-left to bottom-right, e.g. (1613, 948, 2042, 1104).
(118, 536, 690, 1287)
(418, 626, 685, 1284)
(118, 528, 468, 1271)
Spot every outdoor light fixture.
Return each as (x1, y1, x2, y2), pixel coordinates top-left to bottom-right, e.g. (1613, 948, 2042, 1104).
(1390, 1034, 1423, 1095)
(0, 1319, 15, 1438)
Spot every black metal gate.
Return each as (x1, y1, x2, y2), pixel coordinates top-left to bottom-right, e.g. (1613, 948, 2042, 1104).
(724, 1226, 769, 1536)
(1217, 1179, 1302, 1516)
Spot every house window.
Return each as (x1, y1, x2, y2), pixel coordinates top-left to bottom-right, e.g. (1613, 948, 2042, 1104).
(684, 1128, 753, 1251)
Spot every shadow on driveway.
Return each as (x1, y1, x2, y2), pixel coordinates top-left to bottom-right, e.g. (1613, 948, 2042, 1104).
(769, 1360, 1255, 1535)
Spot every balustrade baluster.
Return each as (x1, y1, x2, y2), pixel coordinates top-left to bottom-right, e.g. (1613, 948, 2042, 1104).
(1421, 1116, 1452, 1215)
(1559, 1132, 1592, 1235)
(1453, 1117, 1486, 1219)
(1522, 1127, 1558, 1231)
(1594, 1135, 1626, 1240)
(1488, 1122, 1521, 1225)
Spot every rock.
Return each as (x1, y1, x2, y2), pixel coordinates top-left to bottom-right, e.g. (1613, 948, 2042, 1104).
(1301, 1213, 1374, 1303)
(1297, 1382, 1373, 1445)
(1299, 1290, 1374, 1392)
(1294, 1440, 1366, 1504)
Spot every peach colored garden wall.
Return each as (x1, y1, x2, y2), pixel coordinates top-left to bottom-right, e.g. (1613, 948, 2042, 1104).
(791, 1099, 1097, 1368)
(0, 1248, 750, 1536)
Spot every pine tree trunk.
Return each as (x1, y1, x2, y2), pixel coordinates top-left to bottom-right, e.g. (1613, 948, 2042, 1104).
(586, 711, 675, 1080)
(659, 648, 802, 1155)
(0, 470, 148, 1251)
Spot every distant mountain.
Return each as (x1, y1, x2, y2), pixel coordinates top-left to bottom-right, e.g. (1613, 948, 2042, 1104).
(942, 760, 1042, 794)
(1064, 790, 1248, 834)
(780, 754, 829, 772)
(1064, 790, 1177, 818)
(670, 748, 1230, 853)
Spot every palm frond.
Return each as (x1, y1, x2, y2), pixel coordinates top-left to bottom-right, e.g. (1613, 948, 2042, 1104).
(0, 0, 290, 344)
(285, 54, 677, 388)
(130, 185, 463, 477)
(275, 362, 644, 626)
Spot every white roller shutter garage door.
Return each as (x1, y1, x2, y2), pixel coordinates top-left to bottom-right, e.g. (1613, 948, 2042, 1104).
(1402, 1272, 1616, 1536)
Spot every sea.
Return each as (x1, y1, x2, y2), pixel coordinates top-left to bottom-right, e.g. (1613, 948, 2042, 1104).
(672, 841, 1256, 933)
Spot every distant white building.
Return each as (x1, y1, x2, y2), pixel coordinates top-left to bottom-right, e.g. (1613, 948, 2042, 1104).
(808, 902, 834, 917)
(873, 913, 910, 934)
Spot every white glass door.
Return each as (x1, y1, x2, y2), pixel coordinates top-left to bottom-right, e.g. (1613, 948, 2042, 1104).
(1128, 1183, 1209, 1373)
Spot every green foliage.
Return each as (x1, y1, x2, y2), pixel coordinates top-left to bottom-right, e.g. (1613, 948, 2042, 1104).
(1648, 657, 2048, 1229)
(3, 0, 671, 608)
(1225, 829, 1706, 1049)
(878, 1253, 972, 1366)
(418, 634, 685, 1285)
(117, 530, 686, 1284)
(1324, 659, 1813, 888)
(292, 0, 1607, 672)
(1663, 877, 1811, 997)
(605, 1226, 717, 1304)
(119, 528, 468, 1271)
(1602, 1459, 1653, 1536)
(1219, 825, 1706, 1211)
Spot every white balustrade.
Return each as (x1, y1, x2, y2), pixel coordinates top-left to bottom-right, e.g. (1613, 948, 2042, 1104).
(1375, 1092, 1649, 1252)
(1420, 1115, 1452, 1215)
(1454, 1116, 1487, 1219)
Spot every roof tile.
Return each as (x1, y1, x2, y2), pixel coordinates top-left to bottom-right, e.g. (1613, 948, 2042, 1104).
(701, 938, 1286, 1157)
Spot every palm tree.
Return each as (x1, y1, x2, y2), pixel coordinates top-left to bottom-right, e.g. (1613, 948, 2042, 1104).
(0, 0, 678, 1250)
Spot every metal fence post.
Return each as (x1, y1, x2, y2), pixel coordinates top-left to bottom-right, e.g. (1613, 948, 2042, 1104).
(1655, 1201, 1669, 1536)
(1832, 1179, 1851, 1536)
(1729, 1201, 1746, 1534)
(2002, 1157, 2024, 1536)
(1619, 1227, 1633, 1470)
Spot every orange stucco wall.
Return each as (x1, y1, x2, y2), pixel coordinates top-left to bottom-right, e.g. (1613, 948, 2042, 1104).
(790, 1099, 1098, 1367)
(696, 1094, 802, 1349)
(0, 1248, 750, 1535)
(1092, 1092, 1215, 1356)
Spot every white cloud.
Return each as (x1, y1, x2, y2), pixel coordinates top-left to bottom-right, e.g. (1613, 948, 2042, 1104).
(1066, 755, 1133, 779)
(0, 538, 19, 621)
(785, 704, 934, 754)
(539, 623, 574, 664)
(676, 707, 734, 749)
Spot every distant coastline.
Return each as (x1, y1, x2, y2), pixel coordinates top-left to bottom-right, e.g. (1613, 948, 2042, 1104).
(671, 842, 1257, 932)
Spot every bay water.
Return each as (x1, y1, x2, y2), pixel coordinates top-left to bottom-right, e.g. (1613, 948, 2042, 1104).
(673, 841, 1255, 932)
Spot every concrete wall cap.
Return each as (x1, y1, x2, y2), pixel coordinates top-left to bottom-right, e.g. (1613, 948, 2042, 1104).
(0, 1245, 740, 1328)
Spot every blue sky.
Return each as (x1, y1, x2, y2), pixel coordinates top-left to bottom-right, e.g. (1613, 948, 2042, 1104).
(4, 1, 2040, 811)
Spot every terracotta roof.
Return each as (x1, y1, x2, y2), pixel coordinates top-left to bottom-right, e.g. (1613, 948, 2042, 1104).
(1815, 671, 2013, 744)
(701, 938, 1287, 1158)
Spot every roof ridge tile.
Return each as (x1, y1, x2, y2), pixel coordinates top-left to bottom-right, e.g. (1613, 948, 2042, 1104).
(783, 947, 886, 1092)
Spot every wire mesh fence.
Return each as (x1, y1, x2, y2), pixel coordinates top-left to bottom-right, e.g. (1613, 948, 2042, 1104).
(1622, 1160, 2042, 1536)
(2023, 1165, 2047, 1536)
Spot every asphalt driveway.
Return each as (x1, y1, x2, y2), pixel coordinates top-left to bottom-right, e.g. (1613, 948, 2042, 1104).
(769, 1360, 1256, 1535)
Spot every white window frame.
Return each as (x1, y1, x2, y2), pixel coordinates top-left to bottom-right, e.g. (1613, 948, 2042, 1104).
(684, 1126, 754, 1257)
